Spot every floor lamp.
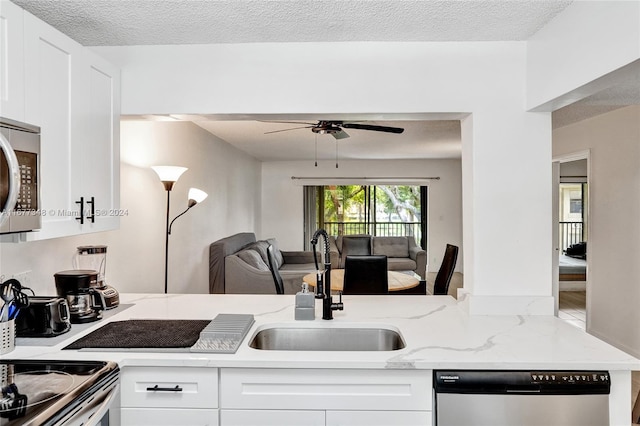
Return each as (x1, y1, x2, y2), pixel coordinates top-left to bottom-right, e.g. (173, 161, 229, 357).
(152, 166, 208, 293)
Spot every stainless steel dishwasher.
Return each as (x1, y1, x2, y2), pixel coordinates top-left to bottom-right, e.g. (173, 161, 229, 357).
(433, 370, 610, 426)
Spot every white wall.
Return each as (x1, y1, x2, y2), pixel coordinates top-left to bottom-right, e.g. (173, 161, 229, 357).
(260, 159, 463, 273)
(95, 42, 527, 115)
(527, 1, 640, 110)
(96, 41, 555, 314)
(0, 120, 262, 295)
(553, 106, 640, 358)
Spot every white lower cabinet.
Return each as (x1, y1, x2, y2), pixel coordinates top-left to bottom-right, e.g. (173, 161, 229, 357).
(119, 366, 218, 426)
(118, 367, 432, 426)
(219, 410, 432, 426)
(326, 410, 432, 426)
(121, 408, 218, 426)
(221, 410, 325, 426)
(219, 368, 432, 426)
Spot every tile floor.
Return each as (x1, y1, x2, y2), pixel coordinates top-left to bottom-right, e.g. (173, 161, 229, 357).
(558, 290, 640, 425)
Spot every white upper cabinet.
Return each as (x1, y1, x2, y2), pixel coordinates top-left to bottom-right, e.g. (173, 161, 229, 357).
(0, 0, 25, 121)
(16, 9, 120, 241)
(23, 10, 83, 239)
(72, 49, 121, 234)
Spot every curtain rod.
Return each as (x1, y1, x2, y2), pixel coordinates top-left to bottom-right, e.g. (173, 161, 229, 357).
(291, 176, 440, 180)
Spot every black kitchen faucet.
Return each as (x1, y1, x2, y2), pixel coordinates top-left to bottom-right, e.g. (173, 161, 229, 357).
(311, 228, 343, 320)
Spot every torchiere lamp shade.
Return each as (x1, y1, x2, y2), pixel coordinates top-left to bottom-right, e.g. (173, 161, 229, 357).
(152, 166, 187, 191)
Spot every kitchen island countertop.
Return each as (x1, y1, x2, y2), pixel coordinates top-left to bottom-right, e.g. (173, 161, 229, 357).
(7, 293, 639, 372)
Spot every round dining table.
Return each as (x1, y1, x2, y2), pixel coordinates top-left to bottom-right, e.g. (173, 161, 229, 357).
(302, 269, 420, 292)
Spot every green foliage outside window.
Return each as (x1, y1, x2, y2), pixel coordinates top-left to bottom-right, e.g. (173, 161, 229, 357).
(319, 185, 421, 238)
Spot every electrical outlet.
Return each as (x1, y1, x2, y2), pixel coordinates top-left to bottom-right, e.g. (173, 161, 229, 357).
(12, 270, 32, 288)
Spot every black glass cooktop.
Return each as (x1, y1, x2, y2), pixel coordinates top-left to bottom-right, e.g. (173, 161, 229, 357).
(0, 359, 119, 426)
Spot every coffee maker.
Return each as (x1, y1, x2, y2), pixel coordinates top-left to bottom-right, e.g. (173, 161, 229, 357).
(73, 245, 119, 309)
(54, 270, 106, 323)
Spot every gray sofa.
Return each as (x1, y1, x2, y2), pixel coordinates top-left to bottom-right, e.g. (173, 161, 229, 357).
(329, 235, 426, 279)
(209, 233, 319, 294)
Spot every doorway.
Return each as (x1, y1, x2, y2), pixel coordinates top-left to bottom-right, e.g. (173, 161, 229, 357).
(553, 154, 589, 329)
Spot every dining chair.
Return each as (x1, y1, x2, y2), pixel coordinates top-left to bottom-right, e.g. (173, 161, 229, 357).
(433, 244, 459, 295)
(267, 244, 285, 294)
(343, 255, 389, 295)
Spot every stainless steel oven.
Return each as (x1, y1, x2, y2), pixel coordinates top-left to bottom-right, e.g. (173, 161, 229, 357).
(0, 359, 119, 426)
(0, 117, 41, 234)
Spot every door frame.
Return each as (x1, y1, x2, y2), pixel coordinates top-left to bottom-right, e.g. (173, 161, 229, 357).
(552, 150, 590, 321)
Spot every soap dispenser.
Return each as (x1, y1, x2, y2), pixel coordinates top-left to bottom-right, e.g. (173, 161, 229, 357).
(295, 283, 315, 320)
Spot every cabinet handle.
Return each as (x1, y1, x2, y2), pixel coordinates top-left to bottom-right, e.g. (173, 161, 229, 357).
(145, 385, 183, 392)
(75, 197, 84, 224)
(86, 196, 95, 223)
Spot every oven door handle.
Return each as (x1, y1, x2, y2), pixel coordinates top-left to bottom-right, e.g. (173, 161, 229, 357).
(63, 383, 120, 426)
(0, 133, 20, 227)
(85, 383, 119, 426)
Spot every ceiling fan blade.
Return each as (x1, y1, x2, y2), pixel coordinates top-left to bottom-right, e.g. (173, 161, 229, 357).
(264, 125, 314, 135)
(341, 123, 405, 134)
(332, 129, 350, 140)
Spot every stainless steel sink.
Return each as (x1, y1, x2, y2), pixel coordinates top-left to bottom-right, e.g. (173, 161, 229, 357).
(249, 325, 405, 351)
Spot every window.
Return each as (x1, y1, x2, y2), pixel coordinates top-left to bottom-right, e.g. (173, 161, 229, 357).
(304, 185, 427, 250)
(569, 198, 582, 214)
(558, 182, 586, 252)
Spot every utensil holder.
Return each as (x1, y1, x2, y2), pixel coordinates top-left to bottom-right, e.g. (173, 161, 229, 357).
(0, 319, 15, 355)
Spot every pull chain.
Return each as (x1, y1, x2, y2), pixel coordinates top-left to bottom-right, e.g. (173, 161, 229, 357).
(314, 133, 318, 167)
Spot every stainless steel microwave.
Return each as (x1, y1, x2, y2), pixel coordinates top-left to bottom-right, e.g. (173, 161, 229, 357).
(0, 117, 41, 233)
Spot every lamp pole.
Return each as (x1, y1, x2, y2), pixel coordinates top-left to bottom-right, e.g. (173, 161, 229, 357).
(152, 166, 208, 294)
(163, 186, 171, 294)
(152, 166, 187, 294)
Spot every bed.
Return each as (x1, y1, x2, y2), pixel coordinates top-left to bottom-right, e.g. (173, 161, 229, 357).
(559, 254, 586, 281)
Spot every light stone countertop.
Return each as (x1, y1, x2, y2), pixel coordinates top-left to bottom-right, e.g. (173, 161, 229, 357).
(7, 293, 640, 372)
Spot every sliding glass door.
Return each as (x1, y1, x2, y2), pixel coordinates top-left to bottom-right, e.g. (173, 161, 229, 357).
(304, 185, 427, 250)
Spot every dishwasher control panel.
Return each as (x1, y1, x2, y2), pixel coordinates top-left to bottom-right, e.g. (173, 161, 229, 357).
(530, 372, 610, 385)
(434, 370, 610, 394)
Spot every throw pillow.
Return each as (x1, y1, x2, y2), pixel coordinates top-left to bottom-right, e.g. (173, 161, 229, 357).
(237, 249, 270, 271)
(341, 236, 372, 256)
(373, 237, 409, 258)
(246, 240, 270, 264)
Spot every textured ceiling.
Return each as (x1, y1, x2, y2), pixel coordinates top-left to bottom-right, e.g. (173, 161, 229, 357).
(12, 0, 640, 160)
(12, 0, 572, 46)
(194, 119, 463, 161)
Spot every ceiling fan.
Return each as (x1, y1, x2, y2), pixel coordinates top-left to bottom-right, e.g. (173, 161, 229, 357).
(262, 120, 404, 140)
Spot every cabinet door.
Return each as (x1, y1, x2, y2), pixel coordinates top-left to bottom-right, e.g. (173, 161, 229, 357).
(75, 49, 121, 233)
(23, 10, 84, 239)
(221, 368, 432, 411)
(121, 408, 218, 426)
(22, 11, 120, 240)
(0, 0, 25, 121)
(120, 366, 218, 409)
(326, 410, 432, 426)
(221, 409, 325, 426)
